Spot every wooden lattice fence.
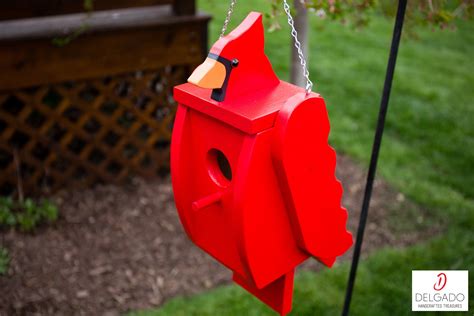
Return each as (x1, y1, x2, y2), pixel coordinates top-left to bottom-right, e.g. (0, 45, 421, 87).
(0, 2, 210, 196)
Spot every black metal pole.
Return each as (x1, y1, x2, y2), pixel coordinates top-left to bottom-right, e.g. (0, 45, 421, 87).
(341, 1, 407, 315)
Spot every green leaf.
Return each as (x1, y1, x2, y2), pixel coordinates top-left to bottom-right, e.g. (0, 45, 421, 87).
(0, 203, 16, 227)
(0, 248, 9, 275)
(0, 196, 13, 209)
(17, 213, 37, 232)
(40, 200, 59, 222)
(83, 0, 94, 11)
(23, 198, 36, 215)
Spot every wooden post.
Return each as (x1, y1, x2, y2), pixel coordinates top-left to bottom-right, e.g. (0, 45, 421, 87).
(290, 0, 308, 88)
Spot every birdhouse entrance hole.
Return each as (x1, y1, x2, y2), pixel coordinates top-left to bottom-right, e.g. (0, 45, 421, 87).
(207, 148, 232, 186)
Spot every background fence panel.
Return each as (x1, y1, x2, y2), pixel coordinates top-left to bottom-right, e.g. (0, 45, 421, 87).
(0, 1, 210, 196)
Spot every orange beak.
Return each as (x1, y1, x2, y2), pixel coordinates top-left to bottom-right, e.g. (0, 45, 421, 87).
(188, 58, 226, 89)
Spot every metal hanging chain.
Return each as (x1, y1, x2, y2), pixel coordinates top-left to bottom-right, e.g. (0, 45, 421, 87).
(283, 0, 313, 94)
(220, 0, 237, 38)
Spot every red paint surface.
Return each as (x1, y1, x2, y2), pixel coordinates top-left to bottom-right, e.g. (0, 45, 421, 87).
(171, 12, 352, 315)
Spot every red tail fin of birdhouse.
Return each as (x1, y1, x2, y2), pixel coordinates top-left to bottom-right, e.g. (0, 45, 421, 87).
(233, 270, 294, 316)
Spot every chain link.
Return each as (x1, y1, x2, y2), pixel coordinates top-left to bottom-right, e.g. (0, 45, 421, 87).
(220, 0, 237, 38)
(283, 0, 313, 94)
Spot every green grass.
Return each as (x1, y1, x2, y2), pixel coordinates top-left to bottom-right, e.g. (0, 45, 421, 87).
(131, 1, 473, 315)
(131, 231, 474, 316)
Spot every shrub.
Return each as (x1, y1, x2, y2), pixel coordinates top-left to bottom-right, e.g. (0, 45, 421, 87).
(0, 197, 58, 232)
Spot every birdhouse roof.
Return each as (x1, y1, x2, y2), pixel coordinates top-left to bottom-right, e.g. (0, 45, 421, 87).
(174, 81, 320, 134)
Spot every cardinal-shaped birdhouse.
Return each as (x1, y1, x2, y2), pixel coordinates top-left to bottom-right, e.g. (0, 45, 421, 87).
(171, 12, 352, 315)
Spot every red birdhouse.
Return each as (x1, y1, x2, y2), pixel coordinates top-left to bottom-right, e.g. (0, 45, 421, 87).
(171, 12, 352, 315)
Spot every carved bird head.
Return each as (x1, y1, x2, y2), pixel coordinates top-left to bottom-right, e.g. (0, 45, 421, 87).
(188, 12, 279, 102)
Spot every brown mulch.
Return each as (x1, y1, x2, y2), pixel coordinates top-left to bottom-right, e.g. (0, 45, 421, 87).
(0, 155, 439, 315)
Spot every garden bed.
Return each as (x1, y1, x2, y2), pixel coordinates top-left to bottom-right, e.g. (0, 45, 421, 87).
(0, 155, 439, 315)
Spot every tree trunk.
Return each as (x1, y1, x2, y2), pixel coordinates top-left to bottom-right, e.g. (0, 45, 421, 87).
(290, 0, 308, 88)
